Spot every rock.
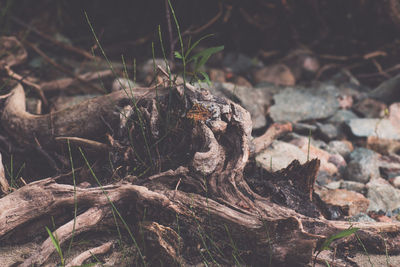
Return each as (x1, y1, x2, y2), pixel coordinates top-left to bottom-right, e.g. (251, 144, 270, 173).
(139, 58, 173, 79)
(327, 109, 359, 124)
(368, 73, 400, 103)
(269, 84, 340, 123)
(209, 68, 226, 83)
(222, 53, 258, 73)
(317, 189, 369, 216)
(252, 64, 296, 86)
(344, 148, 380, 183)
(378, 155, 400, 179)
(389, 102, 400, 131)
(316, 171, 336, 186)
(290, 136, 345, 175)
(255, 141, 307, 172)
(330, 70, 361, 86)
(346, 118, 400, 140)
(208, 82, 271, 129)
(234, 76, 253, 87)
(367, 211, 392, 222)
(316, 123, 339, 141)
(367, 178, 400, 212)
(353, 98, 387, 118)
(340, 180, 366, 194)
(112, 78, 136, 92)
(327, 140, 353, 158)
(325, 181, 341, 190)
(366, 136, 400, 155)
(292, 122, 318, 135)
(349, 213, 376, 222)
(392, 207, 400, 218)
(281, 48, 320, 80)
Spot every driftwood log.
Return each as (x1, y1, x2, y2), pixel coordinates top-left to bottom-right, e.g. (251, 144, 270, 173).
(1, 83, 400, 266)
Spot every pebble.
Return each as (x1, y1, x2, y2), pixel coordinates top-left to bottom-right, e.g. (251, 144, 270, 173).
(367, 178, 400, 213)
(255, 140, 307, 172)
(353, 98, 387, 118)
(317, 189, 369, 216)
(344, 148, 380, 183)
(346, 118, 400, 140)
(327, 140, 353, 158)
(269, 84, 340, 123)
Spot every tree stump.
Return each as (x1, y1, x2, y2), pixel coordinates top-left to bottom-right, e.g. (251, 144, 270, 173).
(1, 83, 400, 266)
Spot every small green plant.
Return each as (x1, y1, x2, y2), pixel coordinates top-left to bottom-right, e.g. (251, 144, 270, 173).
(313, 226, 359, 266)
(174, 37, 223, 85)
(45, 226, 64, 266)
(66, 140, 78, 258)
(167, 0, 223, 86)
(4, 154, 25, 189)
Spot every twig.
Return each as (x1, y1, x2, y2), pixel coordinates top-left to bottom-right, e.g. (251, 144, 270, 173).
(11, 15, 97, 61)
(371, 59, 391, 79)
(318, 54, 352, 61)
(185, 2, 223, 35)
(39, 69, 112, 92)
(165, 0, 174, 62)
(172, 2, 223, 47)
(315, 63, 341, 80)
(4, 65, 48, 108)
(363, 50, 387, 59)
(24, 41, 104, 93)
(0, 92, 12, 99)
(252, 122, 292, 154)
(55, 137, 110, 153)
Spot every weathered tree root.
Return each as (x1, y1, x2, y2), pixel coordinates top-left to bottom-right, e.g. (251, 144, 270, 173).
(1, 83, 400, 266)
(66, 241, 114, 267)
(1, 83, 164, 146)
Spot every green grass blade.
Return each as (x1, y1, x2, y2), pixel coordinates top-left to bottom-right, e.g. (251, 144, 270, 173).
(45, 226, 64, 265)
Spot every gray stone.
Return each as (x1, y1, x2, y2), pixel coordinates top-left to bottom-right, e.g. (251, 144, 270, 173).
(325, 181, 341, 190)
(316, 123, 339, 141)
(316, 171, 335, 186)
(208, 82, 272, 129)
(112, 78, 136, 92)
(368, 73, 400, 103)
(139, 58, 173, 79)
(340, 180, 366, 194)
(269, 84, 340, 123)
(367, 178, 400, 212)
(327, 140, 353, 158)
(349, 213, 376, 222)
(353, 98, 387, 118)
(255, 141, 307, 172)
(222, 53, 260, 73)
(346, 118, 400, 140)
(344, 148, 380, 183)
(327, 109, 359, 124)
(292, 122, 318, 135)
